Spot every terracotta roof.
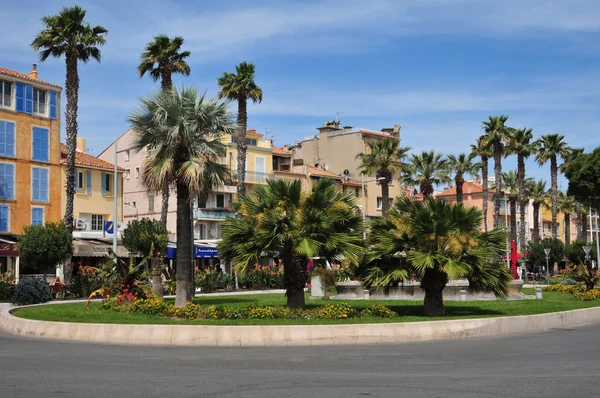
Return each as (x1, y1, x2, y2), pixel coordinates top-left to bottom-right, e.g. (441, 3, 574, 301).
(399, 186, 424, 199)
(360, 130, 398, 140)
(437, 181, 496, 197)
(307, 165, 341, 179)
(272, 145, 291, 156)
(60, 144, 125, 171)
(0, 67, 61, 89)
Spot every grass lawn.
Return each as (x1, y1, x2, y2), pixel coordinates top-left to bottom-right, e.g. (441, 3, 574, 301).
(12, 289, 600, 326)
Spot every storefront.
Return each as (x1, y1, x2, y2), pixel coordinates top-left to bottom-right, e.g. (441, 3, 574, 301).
(165, 242, 221, 270)
(71, 239, 130, 269)
(0, 236, 20, 280)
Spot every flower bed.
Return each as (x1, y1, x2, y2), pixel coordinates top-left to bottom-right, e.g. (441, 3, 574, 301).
(544, 284, 600, 301)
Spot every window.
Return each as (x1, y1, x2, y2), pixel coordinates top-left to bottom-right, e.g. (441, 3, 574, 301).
(148, 194, 154, 212)
(0, 81, 11, 108)
(124, 150, 130, 162)
(0, 205, 8, 232)
(132, 201, 136, 208)
(102, 173, 112, 195)
(146, 146, 153, 158)
(0, 121, 15, 157)
(32, 88, 46, 115)
(135, 167, 140, 179)
(32, 167, 49, 202)
(0, 163, 15, 200)
(355, 188, 360, 197)
(231, 136, 257, 146)
(216, 194, 225, 208)
(91, 214, 104, 231)
(76, 171, 84, 191)
(376, 197, 393, 210)
(196, 223, 206, 240)
(31, 207, 44, 225)
(125, 169, 130, 180)
(32, 127, 49, 162)
(197, 196, 206, 208)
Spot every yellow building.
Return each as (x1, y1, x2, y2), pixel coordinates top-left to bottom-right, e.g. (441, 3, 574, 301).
(540, 201, 578, 243)
(60, 138, 124, 238)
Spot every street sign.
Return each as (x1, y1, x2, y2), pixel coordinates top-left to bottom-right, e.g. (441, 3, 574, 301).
(104, 221, 114, 234)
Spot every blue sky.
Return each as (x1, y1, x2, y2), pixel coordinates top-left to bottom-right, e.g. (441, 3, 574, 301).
(3, 0, 600, 186)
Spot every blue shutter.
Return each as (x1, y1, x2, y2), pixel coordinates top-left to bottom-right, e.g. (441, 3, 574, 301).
(86, 171, 92, 194)
(5, 122, 14, 157)
(32, 167, 40, 201)
(101, 173, 106, 195)
(40, 169, 49, 202)
(15, 83, 25, 113)
(0, 165, 5, 198)
(49, 91, 57, 119)
(32, 127, 39, 160)
(40, 128, 49, 161)
(0, 206, 8, 231)
(5, 164, 14, 200)
(25, 85, 33, 114)
(0, 121, 5, 156)
(32, 208, 41, 225)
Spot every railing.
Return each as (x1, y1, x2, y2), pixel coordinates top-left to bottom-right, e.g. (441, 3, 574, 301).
(233, 171, 275, 183)
(193, 209, 236, 220)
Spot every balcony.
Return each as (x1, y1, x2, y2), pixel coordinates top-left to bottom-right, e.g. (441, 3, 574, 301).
(233, 171, 275, 184)
(193, 208, 235, 220)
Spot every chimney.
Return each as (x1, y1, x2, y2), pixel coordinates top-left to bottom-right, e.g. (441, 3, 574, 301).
(76, 137, 86, 153)
(247, 129, 256, 134)
(29, 64, 39, 80)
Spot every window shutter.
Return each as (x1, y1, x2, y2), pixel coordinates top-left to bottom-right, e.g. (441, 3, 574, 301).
(0, 165, 5, 198)
(32, 208, 38, 225)
(32, 167, 40, 201)
(49, 91, 57, 119)
(40, 128, 49, 161)
(86, 171, 92, 194)
(0, 206, 8, 231)
(25, 85, 33, 114)
(41, 169, 48, 202)
(101, 173, 106, 195)
(0, 122, 5, 155)
(6, 164, 14, 199)
(5, 122, 14, 157)
(15, 83, 25, 113)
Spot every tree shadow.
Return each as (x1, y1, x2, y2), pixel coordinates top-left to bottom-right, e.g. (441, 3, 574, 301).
(191, 297, 255, 305)
(385, 304, 505, 318)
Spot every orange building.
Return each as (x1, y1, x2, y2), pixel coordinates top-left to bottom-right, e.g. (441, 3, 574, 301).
(437, 181, 496, 230)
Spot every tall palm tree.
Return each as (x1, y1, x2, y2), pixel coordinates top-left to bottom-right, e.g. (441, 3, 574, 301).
(528, 180, 548, 241)
(558, 192, 577, 251)
(561, 148, 585, 240)
(481, 115, 509, 229)
(365, 197, 510, 316)
(128, 87, 235, 307)
(535, 134, 571, 239)
(356, 138, 411, 214)
(138, 35, 191, 227)
(218, 178, 364, 309)
(31, 6, 107, 234)
(499, 171, 533, 245)
(505, 127, 535, 252)
(217, 62, 263, 198)
(401, 150, 450, 198)
(447, 152, 479, 203)
(471, 136, 492, 231)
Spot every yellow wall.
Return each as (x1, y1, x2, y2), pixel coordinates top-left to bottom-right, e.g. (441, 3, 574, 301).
(0, 101, 62, 234)
(222, 131, 273, 184)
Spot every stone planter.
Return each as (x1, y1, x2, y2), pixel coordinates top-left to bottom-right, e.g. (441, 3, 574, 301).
(335, 281, 364, 300)
(310, 275, 325, 299)
(508, 279, 524, 298)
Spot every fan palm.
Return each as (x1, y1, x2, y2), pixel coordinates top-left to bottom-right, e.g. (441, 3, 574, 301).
(364, 197, 510, 316)
(528, 180, 549, 241)
(217, 62, 263, 198)
(128, 87, 235, 307)
(505, 127, 535, 252)
(356, 138, 411, 214)
(471, 136, 492, 231)
(447, 153, 479, 203)
(401, 150, 450, 198)
(31, 6, 107, 234)
(558, 192, 577, 251)
(218, 178, 364, 309)
(535, 134, 571, 239)
(481, 115, 509, 229)
(138, 35, 191, 226)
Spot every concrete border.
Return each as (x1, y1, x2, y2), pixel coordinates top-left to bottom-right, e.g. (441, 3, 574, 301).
(2, 304, 600, 346)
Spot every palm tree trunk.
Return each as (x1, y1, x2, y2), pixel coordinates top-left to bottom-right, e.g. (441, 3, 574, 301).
(564, 214, 571, 251)
(550, 156, 558, 239)
(381, 181, 390, 214)
(510, 198, 517, 244)
(576, 202, 583, 241)
(175, 182, 193, 307)
(481, 156, 489, 232)
(421, 269, 447, 317)
(581, 208, 588, 242)
(236, 96, 248, 198)
(151, 256, 163, 297)
(160, 184, 169, 226)
(533, 203, 540, 241)
(517, 155, 527, 252)
(282, 245, 307, 309)
(493, 145, 503, 229)
(456, 177, 464, 203)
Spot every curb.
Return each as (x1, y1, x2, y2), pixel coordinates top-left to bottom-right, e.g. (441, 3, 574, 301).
(2, 305, 600, 346)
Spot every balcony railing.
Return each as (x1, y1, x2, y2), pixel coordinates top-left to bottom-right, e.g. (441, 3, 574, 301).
(193, 209, 235, 220)
(233, 171, 275, 183)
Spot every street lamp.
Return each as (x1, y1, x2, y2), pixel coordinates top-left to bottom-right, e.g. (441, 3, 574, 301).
(544, 248, 551, 284)
(360, 173, 386, 241)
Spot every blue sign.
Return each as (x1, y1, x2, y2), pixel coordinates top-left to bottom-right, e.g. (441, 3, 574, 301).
(104, 221, 114, 234)
(194, 247, 219, 258)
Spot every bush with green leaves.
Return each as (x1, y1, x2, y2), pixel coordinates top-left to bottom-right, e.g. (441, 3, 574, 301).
(16, 222, 73, 275)
(566, 239, 597, 266)
(526, 238, 565, 271)
(10, 278, 52, 305)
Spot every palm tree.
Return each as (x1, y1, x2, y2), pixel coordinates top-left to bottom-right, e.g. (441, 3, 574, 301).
(535, 134, 571, 239)
(31, 6, 107, 234)
(356, 138, 411, 214)
(471, 136, 492, 231)
(529, 180, 549, 241)
(499, 171, 532, 245)
(558, 192, 577, 251)
(561, 148, 585, 241)
(365, 197, 510, 316)
(217, 62, 263, 198)
(447, 153, 479, 203)
(481, 115, 509, 229)
(138, 35, 191, 227)
(218, 178, 364, 309)
(401, 150, 450, 198)
(128, 87, 235, 307)
(505, 127, 535, 252)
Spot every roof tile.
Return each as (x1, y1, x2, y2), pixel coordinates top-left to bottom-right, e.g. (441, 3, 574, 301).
(0, 67, 61, 89)
(60, 144, 125, 171)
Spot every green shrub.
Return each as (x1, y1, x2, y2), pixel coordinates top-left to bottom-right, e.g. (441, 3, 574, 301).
(549, 276, 578, 285)
(0, 271, 16, 301)
(11, 278, 52, 305)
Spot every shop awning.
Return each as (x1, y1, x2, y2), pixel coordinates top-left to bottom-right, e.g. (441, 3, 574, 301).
(72, 239, 130, 257)
(165, 242, 219, 259)
(0, 235, 19, 256)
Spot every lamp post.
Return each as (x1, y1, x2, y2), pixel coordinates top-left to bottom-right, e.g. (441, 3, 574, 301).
(504, 194, 510, 269)
(544, 248, 551, 284)
(360, 173, 386, 241)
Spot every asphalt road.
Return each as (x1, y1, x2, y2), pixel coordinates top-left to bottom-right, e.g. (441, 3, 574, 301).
(1, 323, 599, 398)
